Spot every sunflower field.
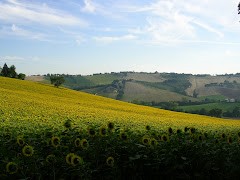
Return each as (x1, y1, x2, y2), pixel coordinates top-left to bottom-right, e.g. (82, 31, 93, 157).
(1, 76, 240, 179)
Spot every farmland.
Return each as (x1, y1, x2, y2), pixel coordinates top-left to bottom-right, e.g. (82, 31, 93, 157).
(1, 76, 240, 179)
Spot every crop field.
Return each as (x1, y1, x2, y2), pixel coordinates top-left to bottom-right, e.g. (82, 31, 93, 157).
(1, 76, 240, 179)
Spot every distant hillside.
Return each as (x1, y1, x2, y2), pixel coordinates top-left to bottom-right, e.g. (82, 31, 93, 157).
(25, 72, 240, 103)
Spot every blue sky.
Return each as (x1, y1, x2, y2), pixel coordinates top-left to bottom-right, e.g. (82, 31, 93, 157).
(0, 0, 240, 75)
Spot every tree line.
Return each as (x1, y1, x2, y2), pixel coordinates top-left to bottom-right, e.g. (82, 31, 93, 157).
(0, 63, 26, 80)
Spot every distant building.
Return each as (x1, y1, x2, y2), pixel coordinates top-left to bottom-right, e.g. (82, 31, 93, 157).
(225, 98, 235, 103)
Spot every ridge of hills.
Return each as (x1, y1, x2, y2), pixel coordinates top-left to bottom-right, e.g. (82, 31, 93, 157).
(25, 72, 240, 103)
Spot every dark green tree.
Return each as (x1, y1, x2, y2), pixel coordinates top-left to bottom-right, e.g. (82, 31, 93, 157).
(209, 108, 223, 118)
(1, 63, 10, 77)
(18, 73, 26, 80)
(50, 76, 65, 88)
(9, 65, 17, 78)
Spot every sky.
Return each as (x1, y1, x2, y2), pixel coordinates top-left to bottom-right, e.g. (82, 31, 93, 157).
(0, 0, 240, 75)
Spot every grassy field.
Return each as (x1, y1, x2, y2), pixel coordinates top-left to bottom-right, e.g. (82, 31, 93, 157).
(198, 95, 227, 101)
(122, 81, 198, 102)
(181, 103, 240, 112)
(1, 77, 240, 179)
(126, 73, 165, 82)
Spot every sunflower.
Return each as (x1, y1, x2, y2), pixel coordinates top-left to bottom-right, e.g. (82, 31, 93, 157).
(88, 127, 96, 137)
(6, 162, 18, 175)
(168, 127, 173, 135)
(99, 127, 108, 137)
(184, 127, 189, 133)
(176, 129, 181, 134)
(74, 138, 81, 147)
(71, 155, 83, 166)
(120, 132, 128, 140)
(236, 131, 240, 138)
(161, 134, 168, 142)
(150, 139, 158, 147)
(221, 133, 226, 139)
(203, 132, 208, 139)
(106, 157, 114, 167)
(227, 136, 233, 145)
(80, 139, 89, 150)
(51, 136, 60, 148)
(17, 136, 24, 146)
(198, 134, 203, 142)
(142, 136, 149, 145)
(145, 125, 151, 131)
(66, 153, 75, 165)
(64, 120, 72, 129)
(4, 133, 12, 141)
(189, 127, 196, 134)
(46, 154, 56, 164)
(107, 122, 114, 131)
(22, 145, 34, 157)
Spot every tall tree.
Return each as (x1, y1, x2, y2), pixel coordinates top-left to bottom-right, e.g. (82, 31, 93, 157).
(1, 63, 10, 77)
(9, 65, 17, 78)
(50, 76, 65, 88)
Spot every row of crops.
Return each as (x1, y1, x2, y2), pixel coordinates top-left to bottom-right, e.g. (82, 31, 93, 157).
(1, 77, 240, 179)
(1, 120, 240, 179)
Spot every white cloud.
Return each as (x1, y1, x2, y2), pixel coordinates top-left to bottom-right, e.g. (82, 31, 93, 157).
(2, 56, 24, 60)
(0, 0, 87, 27)
(93, 34, 137, 43)
(0, 24, 49, 41)
(81, 0, 96, 13)
(192, 20, 224, 38)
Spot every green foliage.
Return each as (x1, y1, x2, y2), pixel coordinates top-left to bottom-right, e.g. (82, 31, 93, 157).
(208, 108, 223, 118)
(0, 63, 25, 80)
(17, 73, 26, 80)
(2, 124, 240, 179)
(50, 76, 65, 88)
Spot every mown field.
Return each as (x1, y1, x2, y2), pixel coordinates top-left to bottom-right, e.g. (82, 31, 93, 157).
(181, 103, 240, 112)
(1, 76, 240, 179)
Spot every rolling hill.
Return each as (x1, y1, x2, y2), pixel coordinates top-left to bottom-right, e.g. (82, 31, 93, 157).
(1, 76, 240, 133)
(25, 72, 240, 103)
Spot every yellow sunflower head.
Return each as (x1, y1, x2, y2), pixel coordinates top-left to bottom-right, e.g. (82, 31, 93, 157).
(168, 127, 173, 135)
(64, 120, 73, 129)
(22, 145, 34, 157)
(221, 133, 226, 139)
(88, 127, 96, 137)
(71, 155, 83, 167)
(161, 134, 168, 142)
(236, 131, 240, 138)
(80, 139, 89, 150)
(189, 127, 196, 134)
(99, 127, 108, 137)
(176, 129, 181, 134)
(203, 132, 208, 139)
(145, 125, 151, 131)
(51, 136, 60, 148)
(142, 136, 149, 145)
(17, 136, 25, 146)
(6, 162, 18, 175)
(106, 157, 114, 167)
(4, 133, 12, 141)
(198, 134, 203, 142)
(227, 136, 233, 145)
(74, 138, 81, 147)
(66, 153, 75, 165)
(120, 132, 128, 141)
(184, 126, 189, 133)
(46, 154, 56, 164)
(150, 139, 158, 147)
(107, 122, 114, 131)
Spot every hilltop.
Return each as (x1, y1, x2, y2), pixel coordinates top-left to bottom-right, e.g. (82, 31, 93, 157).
(26, 72, 240, 103)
